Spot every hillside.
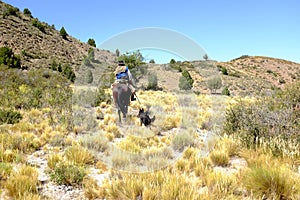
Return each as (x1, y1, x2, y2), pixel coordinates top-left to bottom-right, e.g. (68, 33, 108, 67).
(0, 2, 116, 72)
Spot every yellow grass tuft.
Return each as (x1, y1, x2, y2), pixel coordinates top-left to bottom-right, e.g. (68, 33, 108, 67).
(64, 145, 94, 166)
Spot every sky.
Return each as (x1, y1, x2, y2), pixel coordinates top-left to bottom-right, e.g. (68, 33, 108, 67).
(2, 0, 300, 64)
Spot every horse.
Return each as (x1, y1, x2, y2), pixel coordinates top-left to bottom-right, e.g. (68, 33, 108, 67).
(112, 82, 132, 123)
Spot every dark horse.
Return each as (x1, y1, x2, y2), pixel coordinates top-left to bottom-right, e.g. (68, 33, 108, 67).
(112, 83, 132, 123)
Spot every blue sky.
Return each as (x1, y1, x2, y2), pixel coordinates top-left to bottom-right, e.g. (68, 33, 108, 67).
(3, 0, 300, 64)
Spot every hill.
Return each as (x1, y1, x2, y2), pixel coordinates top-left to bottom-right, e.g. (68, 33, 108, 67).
(0, 1, 116, 72)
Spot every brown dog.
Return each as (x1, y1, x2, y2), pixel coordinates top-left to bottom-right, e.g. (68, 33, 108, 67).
(137, 108, 155, 127)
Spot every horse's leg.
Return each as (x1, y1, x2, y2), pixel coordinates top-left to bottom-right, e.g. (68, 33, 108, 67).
(118, 109, 122, 123)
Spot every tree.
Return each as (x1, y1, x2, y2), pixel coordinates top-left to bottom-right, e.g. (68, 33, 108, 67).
(60, 27, 68, 39)
(170, 59, 176, 64)
(203, 54, 208, 61)
(115, 49, 120, 57)
(207, 76, 222, 94)
(118, 50, 144, 69)
(222, 87, 230, 96)
(87, 38, 96, 47)
(149, 59, 155, 64)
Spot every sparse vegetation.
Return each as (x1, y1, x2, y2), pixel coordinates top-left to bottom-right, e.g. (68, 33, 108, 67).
(32, 18, 45, 33)
(0, 46, 21, 69)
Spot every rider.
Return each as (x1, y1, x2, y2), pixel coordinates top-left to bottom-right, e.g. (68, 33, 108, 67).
(113, 60, 136, 101)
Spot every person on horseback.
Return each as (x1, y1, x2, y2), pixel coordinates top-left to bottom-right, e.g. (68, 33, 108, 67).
(113, 60, 136, 101)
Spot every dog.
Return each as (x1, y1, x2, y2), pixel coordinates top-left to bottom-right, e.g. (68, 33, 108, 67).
(137, 108, 155, 127)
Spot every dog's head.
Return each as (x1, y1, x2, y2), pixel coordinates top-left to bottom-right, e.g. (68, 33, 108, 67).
(137, 108, 145, 117)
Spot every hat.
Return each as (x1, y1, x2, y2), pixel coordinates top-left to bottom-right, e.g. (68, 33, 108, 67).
(118, 60, 125, 66)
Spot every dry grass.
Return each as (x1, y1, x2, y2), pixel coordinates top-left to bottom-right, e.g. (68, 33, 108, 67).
(64, 145, 94, 166)
(5, 165, 39, 199)
(83, 177, 104, 199)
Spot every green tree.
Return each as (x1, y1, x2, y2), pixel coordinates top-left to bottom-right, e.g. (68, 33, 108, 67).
(118, 50, 144, 69)
(60, 27, 68, 39)
(170, 59, 176, 64)
(87, 38, 96, 47)
(203, 54, 208, 61)
(207, 76, 222, 94)
(149, 59, 155, 64)
(0, 46, 21, 69)
(23, 8, 32, 17)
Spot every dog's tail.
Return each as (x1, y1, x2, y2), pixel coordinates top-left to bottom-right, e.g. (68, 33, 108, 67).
(151, 115, 156, 123)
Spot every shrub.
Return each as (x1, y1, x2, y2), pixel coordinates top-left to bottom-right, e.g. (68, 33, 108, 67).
(0, 46, 21, 68)
(207, 76, 222, 94)
(222, 87, 230, 96)
(146, 72, 158, 90)
(0, 109, 22, 125)
(32, 18, 45, 32)
(221, 67, 228, 75)
(244, 166, 300, 199)
(80, 133, 109, 153)
(5, 165, 39, 198)
(87, 38, 96, 47)
(86, 69, 93, 84)
(64, 145, 94, 166)
(179, 76, 192, 90)
(49, 162, 86, 185)
(170, 59, 176, 64)
(172, 132, 194, 151)
(149, 59, 155, 63)
(23, 8, 32, 17)
(209, 149, 229, 166)
(3, 5, 19, 17)
(60, 26, 68, 39)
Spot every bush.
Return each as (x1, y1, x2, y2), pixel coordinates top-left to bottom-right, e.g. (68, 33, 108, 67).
(60, 27, 68, 39)
(172, 132, 194, 151)
(3, 5, 19, 17)
(207, 76, 222, 94)
(0, 109, 22, 125)
(87, 38, 96, 47)
(0, 46, 21, 68)
(64, 145, 94, 166)
(32, 18, 45, 32)
(179, 70, 194, 90)
(244, 166, 300, 199)
(23, 8, 32, 17)
(146, 72, 158, 90)
(222, 87, 230, 96)
(5, 165, 39, 198)
(86, 69, 93, 84)
(49, 162, 86, 185)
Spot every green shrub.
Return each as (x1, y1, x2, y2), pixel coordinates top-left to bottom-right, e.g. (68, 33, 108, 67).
(87, 38, 96, 47)
(222, 87, 230, 96)
(0, 109, 22, 125)
(3, 5, 19, 17)
(23, 8, 32, 17)
(179, 70, 194, 90)
(32, 18, 45, 32)
(49, 162, 86, 185)
(0, 46, 21, 69)
(60, 27, 68, 39)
